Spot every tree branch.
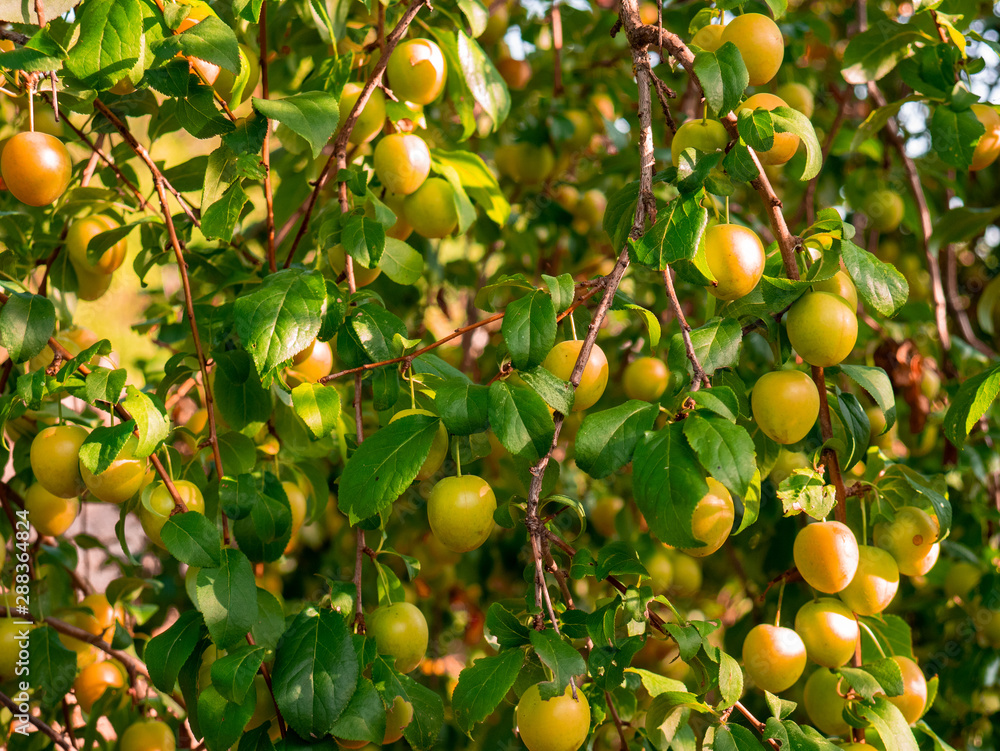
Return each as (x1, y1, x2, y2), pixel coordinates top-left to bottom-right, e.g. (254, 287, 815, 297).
(260, 3, 277, 274)
(662, 268, 709, 389)
(0, 690, 73, 751)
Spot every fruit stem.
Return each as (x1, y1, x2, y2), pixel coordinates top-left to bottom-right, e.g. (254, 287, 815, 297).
(569, 311, 578, 340)
(860, 493, 868, 545)
(27, 77, 34, 133)
(454, 439, 462, 477)
(409, 367, 416, 409)
(725, 195, 730, 224)
(857, 619, 887, 658)
(775, 578, 786, 627)
(702, 100, 707, 124)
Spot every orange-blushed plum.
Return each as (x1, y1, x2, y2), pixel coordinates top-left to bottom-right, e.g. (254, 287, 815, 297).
(704, 224, 765, 300)
(751, 370, 819, 444)
(542, 340, 609, 411)
(793, 521, 860, 593)
(373, 133, 432, 195)
(67, 215, 128, 275)
(888, 655, 927, 725)
(387, 39, 447, 104)
(721, 14, 784, 86)
(403, 177, 459, 239)
(286, 339, 334, 384)
(516, 683, 591, 751)
(786, 291, 858, 367)
(678, 478, 735, 558)
(793, 598, 859, 668)
(971, 104, 1000, 171)
(671, 119, 729, 166)
(496, 56, 532, 90)
(368, 602, 428, 674)
(427, 475, 497, 552)
(1, 132, 72, 206)
(389, 409, 449, 480)
(622, 357, 669, 402)
(81, 435, 146, 504)
(23, 483, 79, 537)
(742, 624, 807, 693)
(76, 267, 114, 301)
(74, 660, 125, 712)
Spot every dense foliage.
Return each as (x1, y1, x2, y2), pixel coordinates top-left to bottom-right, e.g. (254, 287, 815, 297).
(0, 0, 999, 749)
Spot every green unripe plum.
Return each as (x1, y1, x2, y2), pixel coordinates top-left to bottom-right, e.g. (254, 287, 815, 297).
(785, 291, 858, 367)
(427, 475, 497, 552)
(328, 245, 381, 287)
(866, 189, 904, 233)
(793, 598, 858, 668)
(81, 435, 146, 504)
(572, 189, 606, 234)
(590, 496, 624, 538)
(978, 610, 1000, 648)
(678, 478, 734, 558)
(369, 602, 428, 674)
(373, 133, 431, 196)
(141, 481, 206, 548)
(0, 616, 33, 681)
(839, 545, 899, 615)
(31, 424, 90, 499)
(737, 94, 799, 165)
(769, 449, 810, 484)
(690, 24, 725, 52)
(944, 561, 982, 600)
(776, 82, 815, 119)
(622, 357, 669, 402)
(387, 39, 447, 105)
(340, 83, 386, 145)
(804, 668, 851, 736)
(245, 674, 278, 730)
(478, 2, 509, 46)
(562, 110, 594, 150)
(970, 103, 1000, 171)
(515, 683, 591, 751)
(389, 408, 448, 481)
(742, 624, 807, 693)
(793, 521, 860, 594)
(403, 177, 459, 238)
(507, 143, 556, 185)
(24, 483, 79, 537)
(213, 43, 260, 106)
(721, 14, 784, 86)
(542, 340, 609, 412)
(751, 370, 819, 444)
(813, 270, 858, 310)
(645, 547, 674, 592)
(119, 720, 176, 751)
(669, 553, 702, 597)
(671, 118, 729, 166)
(921, 368, 941, 401)
(888, 656, 927, 725)
(704, 224, 766, 300)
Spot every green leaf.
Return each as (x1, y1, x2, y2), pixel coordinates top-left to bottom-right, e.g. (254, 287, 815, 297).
(683, 414, 756, 498)
(457, 0, 489, 36)
(686, 316, 743, 374)
(716, 724, 767, 751)
(487, 381, 556, 462)
(855, 696, 920, 751)
(343, 214, 386, 269)
(724, 142, 759, 182)
(841, 239, 908, 317)
(603, 181, 639, 249)
(213, 350, 272, 430)
(162, 512, 223, 568)
(198, 684, 256, 751)
(841, 23, 928, 84)
(210, 643, 265, 704)
(930, 104, 985, 170)
(292, 382, 342, 439)
(202, 182, 250, 240)
(0, 291, 55, 364)
(371, 656, 444, 751)
(330, 676, 386, 744)
(632, 424, 708, 549)
(145, 610, 205, 693)
(29, 626, 78, 708)
(454, 31, 510, 133)
(232, 474, 293, 562)
(435, 380, 489, 435)
(943, 362, 1000, 446)
(543, 274, 576, 313)
(431, 148, 510, 225)
(66, 0, 144, 90)
(485, 603, 530, 648)
(530, 630, 587, 699)
(273, 607, 360, 737)
(716, 650, 744, 709)
(252, 92, 341, 159)
(251, 587, 285, 653)
(778, 469, 837, 519)
(195, 548, 258, 650)
(380, 238, 425, 285)
(839, 365, 896, 432)
(575, 400, 659, 479)
(452, 650, 525, 734)
(84, 367, 128, 405)
(737, 108, 775, 152)
(517, 366, 575, 415)
(770, 106, 823, 180)
(596, 540, 649, 579)
(859, 614, 914, 662)
(346, 304, 408, 364)
(172, 14, 241, 73)
(338, 413, 441, 523)
(78, 421, 136, 476)
(122, 385, 170, 458)
(693, 43, 749, 117)
(631, 192, 708, 269)
(690, 387, 741, 421)
(502, 290, 557, 370)
(234, 268, 327, 377)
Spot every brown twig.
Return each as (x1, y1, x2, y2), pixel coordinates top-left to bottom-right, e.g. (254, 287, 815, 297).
(0, 691, 73, 750)
(604, 690, 630, 750)
(794, 86, 847, 227)
(662, 268, 709, 389)
(282, 0, 431, 268)
(260, 3, 276, 274)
